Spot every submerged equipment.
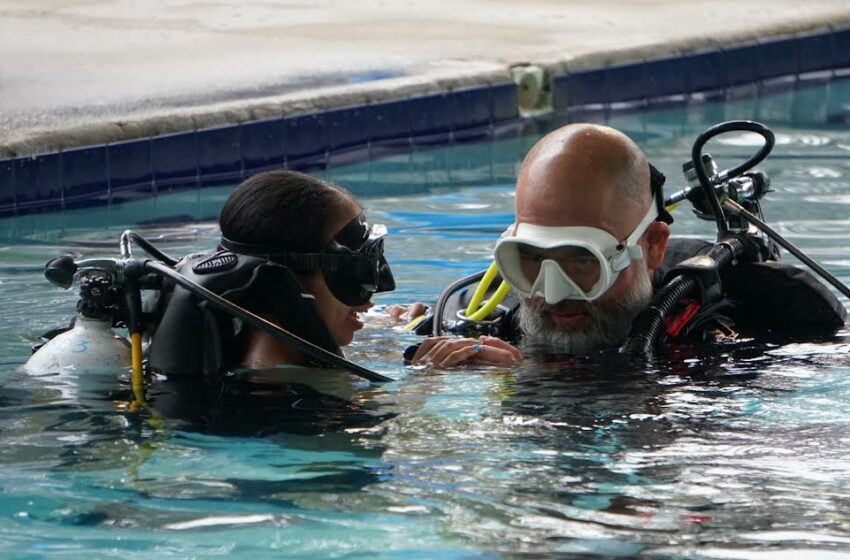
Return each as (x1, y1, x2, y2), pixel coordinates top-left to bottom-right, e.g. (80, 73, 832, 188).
(24, 228, 394, 409)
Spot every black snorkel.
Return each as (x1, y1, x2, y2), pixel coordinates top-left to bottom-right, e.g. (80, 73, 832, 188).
(621, 120, 850, 358)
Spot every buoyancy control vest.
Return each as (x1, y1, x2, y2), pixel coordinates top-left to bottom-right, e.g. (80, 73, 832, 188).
(147, 250, 342, 376)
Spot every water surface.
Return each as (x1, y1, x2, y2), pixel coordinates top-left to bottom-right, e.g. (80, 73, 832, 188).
(1, 78, 850, 558)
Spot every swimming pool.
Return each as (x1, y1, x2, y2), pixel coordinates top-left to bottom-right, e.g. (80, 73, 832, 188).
(1, 78, 850, 558)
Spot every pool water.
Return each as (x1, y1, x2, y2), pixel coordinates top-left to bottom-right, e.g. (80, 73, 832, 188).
(1, 78, 850, 558)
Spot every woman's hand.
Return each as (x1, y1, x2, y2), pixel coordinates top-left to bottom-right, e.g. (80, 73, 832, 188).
(386, 302, 428, 323)
(410, 335, 522, 367)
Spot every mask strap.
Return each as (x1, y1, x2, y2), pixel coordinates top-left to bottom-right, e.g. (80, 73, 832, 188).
(624, 197, 659, 248)
(219, 236, 358, 272)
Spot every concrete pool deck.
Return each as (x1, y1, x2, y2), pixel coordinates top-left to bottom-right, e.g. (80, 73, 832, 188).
(2, 0, 850, 158)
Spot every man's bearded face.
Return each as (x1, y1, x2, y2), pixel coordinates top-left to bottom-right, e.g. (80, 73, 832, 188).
(517, 260, 653, 354)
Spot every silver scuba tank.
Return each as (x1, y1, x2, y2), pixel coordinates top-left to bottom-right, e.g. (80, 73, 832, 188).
(22, 267, 131, 375)
(22, 314, 131, 374)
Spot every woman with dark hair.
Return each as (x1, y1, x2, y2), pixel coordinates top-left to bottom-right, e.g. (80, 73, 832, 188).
(147, 170, 395, 375)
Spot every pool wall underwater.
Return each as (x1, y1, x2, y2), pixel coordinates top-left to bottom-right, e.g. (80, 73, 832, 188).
(1, 24, 850, 219)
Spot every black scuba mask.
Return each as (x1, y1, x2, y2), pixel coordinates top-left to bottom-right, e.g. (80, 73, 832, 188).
(220, 214, 395, 307)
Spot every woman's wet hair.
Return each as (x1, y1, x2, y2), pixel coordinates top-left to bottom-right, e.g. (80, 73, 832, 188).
(219, 170, 357, 252)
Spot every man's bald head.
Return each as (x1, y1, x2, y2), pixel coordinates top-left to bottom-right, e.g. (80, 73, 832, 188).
(516, 124, 651, 239)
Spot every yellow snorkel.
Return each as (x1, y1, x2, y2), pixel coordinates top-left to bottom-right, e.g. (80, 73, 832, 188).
(462, 261, 512, 321)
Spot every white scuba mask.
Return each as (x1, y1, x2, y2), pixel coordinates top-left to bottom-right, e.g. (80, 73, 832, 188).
(494, 200, 658, 303)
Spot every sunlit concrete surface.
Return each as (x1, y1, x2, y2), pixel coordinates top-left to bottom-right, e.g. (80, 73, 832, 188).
(2, 0, 850, 155)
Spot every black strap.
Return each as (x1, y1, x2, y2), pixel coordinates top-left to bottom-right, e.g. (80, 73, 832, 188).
(650, 163, 674, 225)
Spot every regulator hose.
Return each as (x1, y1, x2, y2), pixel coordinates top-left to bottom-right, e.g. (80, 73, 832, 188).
(690, 121, 775, 237)
(620, 237, 747, 357)
(120, 230, 179, 266)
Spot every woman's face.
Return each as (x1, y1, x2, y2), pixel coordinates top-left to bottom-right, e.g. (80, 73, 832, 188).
(300, 202, 372, 347)
(300, 272, 372, 347)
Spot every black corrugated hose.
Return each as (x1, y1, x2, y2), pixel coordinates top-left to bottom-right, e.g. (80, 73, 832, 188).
(620, 237, 746, 358)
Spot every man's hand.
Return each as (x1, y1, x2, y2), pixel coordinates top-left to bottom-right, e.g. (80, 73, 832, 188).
(410, 335, 522, 367)
(386, 303, 429, 323)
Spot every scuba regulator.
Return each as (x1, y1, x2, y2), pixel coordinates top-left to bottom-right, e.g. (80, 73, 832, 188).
(621, 120, 850, 356)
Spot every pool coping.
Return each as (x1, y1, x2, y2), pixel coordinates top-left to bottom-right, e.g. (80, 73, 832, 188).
(2, 22, 850, 218)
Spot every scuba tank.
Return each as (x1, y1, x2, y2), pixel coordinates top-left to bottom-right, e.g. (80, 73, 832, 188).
(23, 315, 130, 374)
(23, 268, 130, 374)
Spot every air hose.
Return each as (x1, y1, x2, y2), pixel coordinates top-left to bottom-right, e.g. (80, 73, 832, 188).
(621, 237, 747, 357)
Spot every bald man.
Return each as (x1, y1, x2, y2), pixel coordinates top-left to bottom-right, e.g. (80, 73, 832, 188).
(406, 123, 672, 366)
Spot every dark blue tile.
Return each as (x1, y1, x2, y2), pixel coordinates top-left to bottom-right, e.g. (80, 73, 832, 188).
(0, 159, 15, 216)
(284, 113, 327, 168)
(196, 125, 242, 186)
(409, 93, 452, 142)
(551, 74, 569, 109)
(721, 43, 759, 86)
(241, 118, 285, 173)
(451, 87, 492, 132)
(562, 103, 607, 124)
(795, 31, 833, 75)
(833, 27, 850, 70)
(606, 62, 647, 102)
(151, 131, 198, 191)
(370, 99, 412, 143)
(453, 124, 491, 144)
(645, 56, 689, 98)
(326, 106, 370, 153)
(63, 146, 108, 209)
(682, 49, 725, 93)
(13, 153, 62, 212)
(490, 83, 519, 122)
(108, 139, 152, 204)
(756, 36, 797, 80)
(555, 69, 607, 107)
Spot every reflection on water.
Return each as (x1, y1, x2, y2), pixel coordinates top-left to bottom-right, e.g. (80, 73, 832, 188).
(0, 78, 849, 557)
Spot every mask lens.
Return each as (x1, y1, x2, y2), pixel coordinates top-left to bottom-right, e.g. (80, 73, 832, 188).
(324, 224, 395, 306)
(517, 243, 601, 294)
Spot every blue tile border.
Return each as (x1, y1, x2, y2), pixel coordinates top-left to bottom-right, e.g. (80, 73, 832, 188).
(2, 24, 849, 217)
(553, 25, 850, 111)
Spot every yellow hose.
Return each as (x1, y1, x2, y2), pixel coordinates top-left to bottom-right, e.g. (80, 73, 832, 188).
(465, 262, 500, 316)
(130, 332, 146, 409)
(464, 261, 511, 322)
(467, 279, 511, 321)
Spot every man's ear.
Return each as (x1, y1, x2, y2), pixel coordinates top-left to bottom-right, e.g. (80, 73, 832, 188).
(643, 221, 670, 272)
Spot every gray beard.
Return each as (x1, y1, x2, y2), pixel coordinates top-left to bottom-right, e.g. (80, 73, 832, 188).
(517, 268, 654, 354)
